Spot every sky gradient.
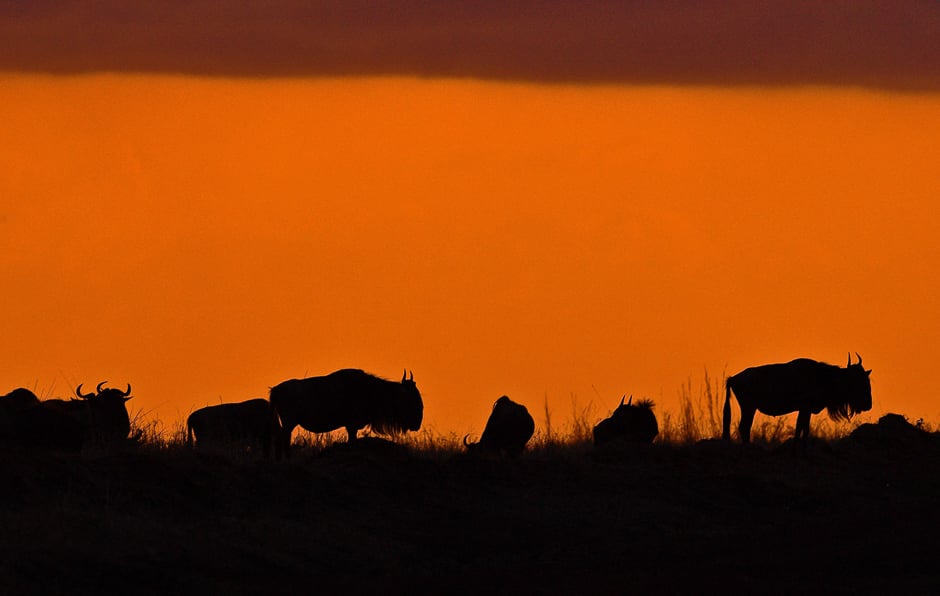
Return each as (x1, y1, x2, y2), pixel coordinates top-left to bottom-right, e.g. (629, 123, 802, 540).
(3, 4, 939, 437)
(3, 76, 938, 435)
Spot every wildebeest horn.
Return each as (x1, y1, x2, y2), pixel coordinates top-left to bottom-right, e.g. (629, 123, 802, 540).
(121, 383, 132, 397)
(463, 434, 473, 447)
(75, 384, 94, 399)
(409, 370, 414, 382)
(619, 395, 625, 407)
(627, 395, 633, 406)
(402, 369, 407, 383)
(97, 381, 108, 393)
(855, 353, 863, 368)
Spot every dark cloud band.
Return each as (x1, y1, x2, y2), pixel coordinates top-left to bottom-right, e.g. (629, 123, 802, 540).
(2, 1, 939, 89)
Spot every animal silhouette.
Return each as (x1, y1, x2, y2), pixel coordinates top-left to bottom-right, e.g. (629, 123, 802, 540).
(187, 398, 276, 457)
(593, 395, 659, 446)
(2, 382, 132, 451)
(724, 353, 872, 444)
(464, 395, 535, 456)
(270, 369, 423, 459)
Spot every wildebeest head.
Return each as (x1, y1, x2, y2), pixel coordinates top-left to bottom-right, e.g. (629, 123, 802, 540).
(593, 395, 659, 446)
(464, 395, 536, 456)
(75, 381, 133, 443)
(828, 352, 873, 421)
(372, 370, 423, 435)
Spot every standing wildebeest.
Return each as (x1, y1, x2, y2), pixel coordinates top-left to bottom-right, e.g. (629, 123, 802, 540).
(463, 396, 535, 456)
(3, 381, 133, 451)
(723, 353, 872, 444)
(270, 369, 423, 458)
(592, 395, 659, 446)
(187, 398, 275, 456)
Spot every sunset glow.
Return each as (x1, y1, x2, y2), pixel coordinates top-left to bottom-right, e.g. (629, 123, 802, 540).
(2, 75, 939, 434)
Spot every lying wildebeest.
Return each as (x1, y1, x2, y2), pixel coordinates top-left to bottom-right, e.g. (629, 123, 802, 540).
(187, 398, 275, 456)
(270, 369, 423, 459)
(464, 395, 535, 456)
(723, 353, 872, 444)
(3, 382, 133, 451)
(1, 388, 41, 411)
(592, 395, 659, 446)
(0, 388, 42, 440)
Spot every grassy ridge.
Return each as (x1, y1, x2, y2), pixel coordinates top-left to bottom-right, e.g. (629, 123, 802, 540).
(1, 400, 938, 593)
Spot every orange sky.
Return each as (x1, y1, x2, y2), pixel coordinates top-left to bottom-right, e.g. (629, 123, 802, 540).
(2, 75, 939, 436)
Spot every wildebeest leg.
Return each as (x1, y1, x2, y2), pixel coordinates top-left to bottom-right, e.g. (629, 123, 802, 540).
(795, 410, 811, 443)
(276, 424, 295, 460)
(722, 383, 734, 440)
(738, 407, 756, 444)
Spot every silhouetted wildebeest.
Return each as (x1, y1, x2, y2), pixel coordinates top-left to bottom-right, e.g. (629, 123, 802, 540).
(0, 388, 42, 440)
(1, 388, 41, 411)
(187, 398, 275, 456)
(723, 353, 872, 444)
(592, 395, 659, 446)
(464, 396, 535, 456)
(270, 369, 423, 459)
(1, 381, 133, 451)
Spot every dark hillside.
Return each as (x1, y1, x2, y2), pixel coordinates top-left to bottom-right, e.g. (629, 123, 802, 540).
(1, 417, 938, 594)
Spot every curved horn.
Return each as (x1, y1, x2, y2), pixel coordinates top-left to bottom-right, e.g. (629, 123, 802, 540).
(96, 381, 108, 393)
(463, 434, 473, 448)
(847, 352, 852, 367)
(122, 383, 132, 397)
(409, 370, 414, 382)
(619, 395, 625, 407)
(402, 369, 407, 383)
(627, 395, 633, 406)
(855, 353, 863, 368)
(75, 384, 94, 399)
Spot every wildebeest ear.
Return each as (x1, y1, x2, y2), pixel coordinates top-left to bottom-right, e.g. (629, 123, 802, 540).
(123, 396, 133, 402)
(866, 369, 872, 376)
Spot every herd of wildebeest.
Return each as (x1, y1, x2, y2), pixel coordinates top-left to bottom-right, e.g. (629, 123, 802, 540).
(0, 353, 874, 457)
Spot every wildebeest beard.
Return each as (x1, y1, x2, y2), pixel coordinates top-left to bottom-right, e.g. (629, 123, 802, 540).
(827, 400, 864, 423)
(826, 364, 873, 422)
(367, 386, 423, 437)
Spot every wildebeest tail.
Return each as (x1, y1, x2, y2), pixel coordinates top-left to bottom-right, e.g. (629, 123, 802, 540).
(722, 378, 733, 440)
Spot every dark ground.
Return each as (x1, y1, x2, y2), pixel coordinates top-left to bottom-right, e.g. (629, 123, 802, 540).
(1, 416, 938, 595)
